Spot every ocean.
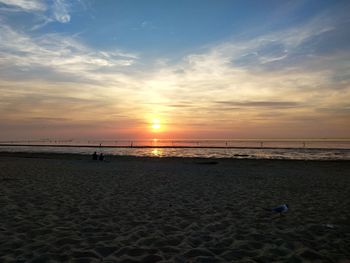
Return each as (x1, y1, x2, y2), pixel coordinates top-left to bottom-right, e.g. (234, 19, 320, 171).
(1, 139, 349, 160)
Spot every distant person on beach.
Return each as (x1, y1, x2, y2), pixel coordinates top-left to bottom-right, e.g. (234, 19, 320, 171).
(99, 153, 104, 161)
(92, 151, 98, 160)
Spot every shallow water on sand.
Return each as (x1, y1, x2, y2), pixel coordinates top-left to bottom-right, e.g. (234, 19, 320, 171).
(1, 145, 349, 160)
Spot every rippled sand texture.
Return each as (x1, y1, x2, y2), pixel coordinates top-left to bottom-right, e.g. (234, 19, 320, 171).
(0, 153, 349, 262)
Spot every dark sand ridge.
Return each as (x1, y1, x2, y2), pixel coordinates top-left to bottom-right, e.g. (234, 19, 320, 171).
(0, 152, 349, 262)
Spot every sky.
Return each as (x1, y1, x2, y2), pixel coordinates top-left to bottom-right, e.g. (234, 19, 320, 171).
(0, 0, 349, 140)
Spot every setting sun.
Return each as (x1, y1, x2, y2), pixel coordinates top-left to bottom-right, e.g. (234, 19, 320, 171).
(151, 119, 161, 131)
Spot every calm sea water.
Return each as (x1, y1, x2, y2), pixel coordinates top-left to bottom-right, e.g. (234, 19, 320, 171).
(1, 139, 349, 160)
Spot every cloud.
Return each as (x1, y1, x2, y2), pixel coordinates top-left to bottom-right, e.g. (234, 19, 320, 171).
(141, 21, 150, 28)
(188, 7, 349, 77)
(0, 0, 46, 11)
(214, 101, 301, 109)
(0, 24, 139, 84)
(52, 0, 70, 23)
(0, 20, 143, 136)
(0, 0, 71, 25)
(132, 10, 350, 135)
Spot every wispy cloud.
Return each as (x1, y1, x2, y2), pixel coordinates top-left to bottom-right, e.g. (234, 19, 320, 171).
(0, 0, 71, 26)
(52, 0, 70, 23)
(0, 0, 46, 11)
(214, 101, 301, 108)
(0, 19, 143, 137)
(0, 24, 139, 83)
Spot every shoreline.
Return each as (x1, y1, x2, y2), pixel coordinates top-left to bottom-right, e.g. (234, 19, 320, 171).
(1, 151, 350, 163)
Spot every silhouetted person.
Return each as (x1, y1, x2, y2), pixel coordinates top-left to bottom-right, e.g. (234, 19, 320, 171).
(99, 153, 104, 161)
(92, 151, 98, 160)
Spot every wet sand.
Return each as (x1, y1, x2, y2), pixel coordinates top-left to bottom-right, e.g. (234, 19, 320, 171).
(0, 152, 349, 262)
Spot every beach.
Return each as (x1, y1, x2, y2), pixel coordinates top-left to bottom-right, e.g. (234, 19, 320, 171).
(0, 153, 349, 262)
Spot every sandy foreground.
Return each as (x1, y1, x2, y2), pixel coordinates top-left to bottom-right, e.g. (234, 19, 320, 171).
(0, 153, 349, 263)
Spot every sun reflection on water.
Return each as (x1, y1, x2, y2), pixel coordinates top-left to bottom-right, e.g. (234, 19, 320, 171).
(151, 148, 162, 157)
